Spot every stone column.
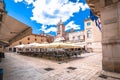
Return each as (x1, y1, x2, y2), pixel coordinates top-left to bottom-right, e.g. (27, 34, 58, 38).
(100, 0, 120, 73)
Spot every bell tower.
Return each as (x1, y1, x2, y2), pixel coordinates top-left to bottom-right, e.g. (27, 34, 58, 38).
(56, 19, 65, 37)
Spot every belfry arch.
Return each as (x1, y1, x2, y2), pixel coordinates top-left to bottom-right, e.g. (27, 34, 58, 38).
(86, 0, 120, 73)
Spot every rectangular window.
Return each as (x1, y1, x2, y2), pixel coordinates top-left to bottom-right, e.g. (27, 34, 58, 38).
(87, 42, 92, 45)
(19, 41, 22, 45)
(41, 39, 43, 42)
(35, 38, 37, 41)
(27, 37, 30, 40)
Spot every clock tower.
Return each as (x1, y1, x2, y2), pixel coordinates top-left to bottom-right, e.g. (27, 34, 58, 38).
(56, 19, 65, 38)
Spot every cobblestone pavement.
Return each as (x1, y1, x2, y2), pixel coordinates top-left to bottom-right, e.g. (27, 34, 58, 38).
(0, 52, 120, 80)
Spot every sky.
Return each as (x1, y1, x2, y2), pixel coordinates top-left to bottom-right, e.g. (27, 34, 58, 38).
(4, 0, 90, 36)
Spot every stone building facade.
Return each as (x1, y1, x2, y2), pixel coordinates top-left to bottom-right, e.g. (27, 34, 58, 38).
(8, 34, 52, 52)
(46, 34, 54, 43)
(10, 34, 49, 46)
(87, 0, 120, 73)
(67, 19, 102, 53)
(84, 18, 102, 52)
(68, 31, 85, 43)
(0, 0, 32, 54)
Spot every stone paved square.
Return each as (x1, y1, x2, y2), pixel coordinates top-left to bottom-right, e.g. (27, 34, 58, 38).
(0, 52, 120, 80)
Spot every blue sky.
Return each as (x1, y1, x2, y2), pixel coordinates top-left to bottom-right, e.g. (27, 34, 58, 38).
(4, 0, 90, 36)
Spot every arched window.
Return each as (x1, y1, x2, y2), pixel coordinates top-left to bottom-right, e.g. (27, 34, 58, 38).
(87, 30, 92, 38)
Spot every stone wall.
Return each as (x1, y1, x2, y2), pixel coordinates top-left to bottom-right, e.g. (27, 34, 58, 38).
(101, 1, 120, 73)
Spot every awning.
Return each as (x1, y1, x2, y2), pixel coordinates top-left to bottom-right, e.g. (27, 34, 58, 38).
(0, 41, 9, 47)
(0, 14, 32, 46)
(14, 44, 26, 48)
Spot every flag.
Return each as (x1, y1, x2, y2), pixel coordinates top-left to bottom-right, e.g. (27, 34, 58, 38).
(90, 10, 98, 21)
(89, 10, 102, 31)
(95, 18, 102, 31)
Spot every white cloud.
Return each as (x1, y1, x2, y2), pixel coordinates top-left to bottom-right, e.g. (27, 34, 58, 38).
(14, 0, 34, 4)
(25, 0, 34, 5)
(14, 0, 23, 3)
(65, 21, 80, 31)
(39, 25, 56, 33)
(14, 0, 89, 25)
